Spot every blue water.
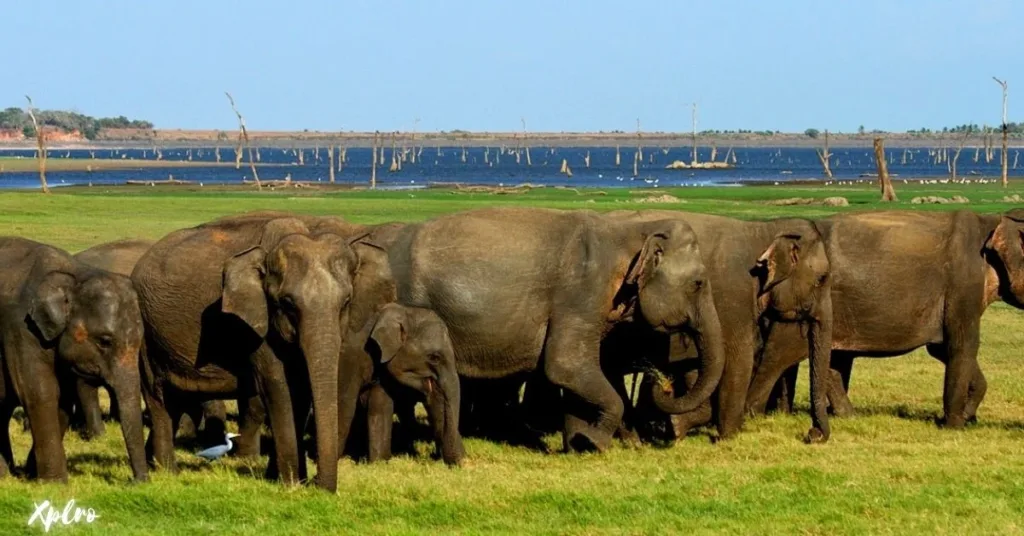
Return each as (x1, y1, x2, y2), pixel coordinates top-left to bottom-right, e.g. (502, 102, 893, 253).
(0, 146, 1018, 189)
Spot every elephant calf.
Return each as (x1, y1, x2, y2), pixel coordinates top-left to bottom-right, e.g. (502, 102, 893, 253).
(339, 303, 464, 465)
(0, 237, 148, 482)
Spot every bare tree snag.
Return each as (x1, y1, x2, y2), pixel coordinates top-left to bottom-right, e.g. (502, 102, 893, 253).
(560, 158, 573, 177)
(710, 144, 718, 162)
(951, 127, 972, 181)
(584, 150, 591, 168)
(633, 150, 639, 177)
(973, 146, 980, 163)
(215, 146, 221, 163)
(816, 129, 833, 179)
(1014, 150, 1019, 169)
(522, 117, 532, 166)
(328, 146, 335, 183)
(874, 138, 897, 201)
(225, 92, 261, 189)
(636, 118, 643, 161)
(338, 147, 346, 172)
(615, 145, 621, 166)
(691, 102, 698, 164)
(371, 131, 378, 189)
(24, 96, 49, 194)
(994, 77, 1009, 187)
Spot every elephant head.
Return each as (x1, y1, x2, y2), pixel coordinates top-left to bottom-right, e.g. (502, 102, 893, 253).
(753, 232, 830, 320)
(752, 229, 833, 442)
(984, 210, 1024, 307)
(366, 303, 463, 465)
(220, 218, 359, 492)
(26, 268, 148, 482)
(627, 221, 725, 416)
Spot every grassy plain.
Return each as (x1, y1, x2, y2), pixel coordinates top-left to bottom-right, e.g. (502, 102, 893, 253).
(0, 183, 1023, 534)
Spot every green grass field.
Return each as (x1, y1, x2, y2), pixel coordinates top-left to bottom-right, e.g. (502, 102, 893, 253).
(1, 183, 1024, 534)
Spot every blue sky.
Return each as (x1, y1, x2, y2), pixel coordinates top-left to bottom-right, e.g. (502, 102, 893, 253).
(5, 1, 1021, 132)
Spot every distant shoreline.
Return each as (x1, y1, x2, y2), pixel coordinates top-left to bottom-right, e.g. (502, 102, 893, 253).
(1, 129, 1022, 150)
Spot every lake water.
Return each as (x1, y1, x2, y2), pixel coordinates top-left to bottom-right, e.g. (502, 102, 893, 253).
(0, 146, 1018, 189)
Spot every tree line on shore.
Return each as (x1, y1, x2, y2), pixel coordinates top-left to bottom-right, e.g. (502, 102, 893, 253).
(0, 107, 153, 140)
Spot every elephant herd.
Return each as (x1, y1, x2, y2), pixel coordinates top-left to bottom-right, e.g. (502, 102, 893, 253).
(1, 206, 1022, 492)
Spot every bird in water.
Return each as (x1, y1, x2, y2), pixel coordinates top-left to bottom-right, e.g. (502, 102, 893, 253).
(196, 433, 240, 462)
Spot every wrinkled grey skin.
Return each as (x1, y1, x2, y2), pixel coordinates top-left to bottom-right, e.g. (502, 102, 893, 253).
(757, 210, 1024, 428)
(132, 213, 362, 492)
(599, 211, 833, 444)
(342, 303, 464, 465)
(72, 238, 227, 446)
(0, 237, 147, 482)
(377, 207, 725, 452)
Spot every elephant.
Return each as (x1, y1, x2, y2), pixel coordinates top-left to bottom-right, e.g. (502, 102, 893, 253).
(356, 207, 726, 452)
(131, 212, 364, 491)
(339, 303, 464, 465)
(598, 210, 833, 443)
(0, 237, 147, 482)
(752, 209, 1024, 428)
(70, 238, 228, 445)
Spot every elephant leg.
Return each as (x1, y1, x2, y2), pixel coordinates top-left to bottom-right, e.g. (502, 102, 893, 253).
(201, 399, 228, 444)
(928, 344, 986, 423)
(827, 369, 855, 417)
(0, 404, 13, 477)
(938, 310, 981, 429)
(23, 374, 68, 482)
(766, 365, 797, 415)
(254, 348, 301, 485)
(107, 385, 121, 422)
(236, 394, 265, 458)
(143, 387, 179, 473)
(176, 402, 202, 441)
(75, 379, 105, 440)
(366, 383, 394, 462)
(392, 394, 419, 456)
(746, 345, 800, 417)
(544, 326, 623, 453)
(715, 332, 756, 440)
(521, 372, 562, 435)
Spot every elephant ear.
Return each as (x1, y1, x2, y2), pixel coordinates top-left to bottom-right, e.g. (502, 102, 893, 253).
(625, 231, 668, 288)
(984, 214, 1024, 302)
(28, 271, 76, 342)
(756, 233, 802, 292)
(368, 305, 407, 364)
(222, 247, 269, 338)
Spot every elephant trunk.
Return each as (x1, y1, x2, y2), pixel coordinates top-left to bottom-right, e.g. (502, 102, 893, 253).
(427, 372, 464, 465)
(110, 359, 148, 482)
(301, 325, 341, 492)
(805, 293, 833, 443)
(651, 293, 725, 414)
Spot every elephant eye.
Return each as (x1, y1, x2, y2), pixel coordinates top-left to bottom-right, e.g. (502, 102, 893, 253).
(95, 334, 114, 350)
(692, 279, 705, 292)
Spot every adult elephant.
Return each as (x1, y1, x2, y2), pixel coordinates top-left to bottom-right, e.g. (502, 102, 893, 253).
(600, 210, 834, 443)
(369, 207, 725, 452)
(132, 213, 362, 491)
(752, 209, 1024, 428)
(0, 237, 147, 482)
(72, 238, 228, 444)
(332, 221, 463, 465)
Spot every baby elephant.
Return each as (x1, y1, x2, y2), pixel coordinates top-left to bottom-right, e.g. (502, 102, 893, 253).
(341, 303, 464, 465)
(0, 237, 148, 482)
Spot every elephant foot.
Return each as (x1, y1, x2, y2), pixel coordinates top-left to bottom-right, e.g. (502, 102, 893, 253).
(803, 428, 829, 444)
(937, 414, 967, 429)
(566, 428, 613, 453)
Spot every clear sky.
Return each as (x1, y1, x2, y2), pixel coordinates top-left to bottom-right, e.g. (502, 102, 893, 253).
(5, 0, 1021, 133)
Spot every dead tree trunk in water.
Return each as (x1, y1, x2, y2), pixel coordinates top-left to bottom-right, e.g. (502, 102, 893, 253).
(24, 96, 49, 194)
(328, 146, 335, 183)
(225, 92, 261, 189)
(874, 138, 897, 201)
(994, 77, 1009, 187)
(371, 131, 379, 189)
(951, 128, 972, 181)
(816, 129, 833, 179)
